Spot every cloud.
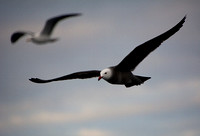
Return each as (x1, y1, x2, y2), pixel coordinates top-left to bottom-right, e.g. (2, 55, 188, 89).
(0, 102, 154, 128)
(182, 129, 200, 136)
(77, 128, 112, 136)
(0, 76, 199, 132)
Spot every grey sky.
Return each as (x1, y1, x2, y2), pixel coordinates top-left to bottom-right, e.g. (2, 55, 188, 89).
(0, 0, 200, 136)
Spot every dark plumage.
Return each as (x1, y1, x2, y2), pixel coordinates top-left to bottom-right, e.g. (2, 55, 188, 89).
(30, 70, 100, 83)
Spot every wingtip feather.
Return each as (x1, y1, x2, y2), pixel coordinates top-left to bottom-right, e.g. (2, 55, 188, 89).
(29, 78, 47, 83)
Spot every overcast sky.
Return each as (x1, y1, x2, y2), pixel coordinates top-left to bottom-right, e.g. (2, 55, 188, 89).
(0, 0, 200, 136)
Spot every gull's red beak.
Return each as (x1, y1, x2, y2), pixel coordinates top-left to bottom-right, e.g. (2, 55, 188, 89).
(98, 76, 102, 81)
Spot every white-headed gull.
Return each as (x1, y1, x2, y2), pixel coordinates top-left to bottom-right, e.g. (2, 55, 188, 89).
(30, 16, 186, 88)
(11, 13, 81, 45)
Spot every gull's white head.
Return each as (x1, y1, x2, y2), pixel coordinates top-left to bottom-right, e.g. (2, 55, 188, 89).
(98, 68, 112, 81)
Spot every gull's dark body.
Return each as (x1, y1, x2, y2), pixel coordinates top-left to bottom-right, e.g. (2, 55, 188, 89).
(30, 16, 186, 88)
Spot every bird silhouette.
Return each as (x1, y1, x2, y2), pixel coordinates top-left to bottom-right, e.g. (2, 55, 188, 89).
(30, 16, 186, 88)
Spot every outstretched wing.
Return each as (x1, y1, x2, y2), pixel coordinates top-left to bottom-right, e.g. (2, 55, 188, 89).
(29, 70, 100, 83)
(116, 16, 186, 71)
(40, 13, 82, 36)
(11, 31, 34, 43)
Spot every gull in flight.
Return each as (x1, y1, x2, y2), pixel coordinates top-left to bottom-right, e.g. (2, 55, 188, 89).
(30, 16, 186, 88)
(11, 13, 81, 45)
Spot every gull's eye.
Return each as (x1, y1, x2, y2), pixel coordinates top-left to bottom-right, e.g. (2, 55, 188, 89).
(105, 72, 107, 74)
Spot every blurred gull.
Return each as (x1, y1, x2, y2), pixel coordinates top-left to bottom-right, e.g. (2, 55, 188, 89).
(11, 13, 81, 45)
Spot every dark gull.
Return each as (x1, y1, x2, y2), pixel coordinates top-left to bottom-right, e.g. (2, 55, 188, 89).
(30, 16, 186, 88)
